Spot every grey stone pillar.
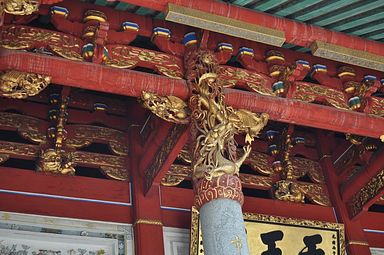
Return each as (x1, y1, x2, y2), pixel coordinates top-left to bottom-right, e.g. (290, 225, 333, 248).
(200, 198, 249, 255)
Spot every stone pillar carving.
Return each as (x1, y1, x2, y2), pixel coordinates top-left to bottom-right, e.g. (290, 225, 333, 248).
(184, 35, 268, 255)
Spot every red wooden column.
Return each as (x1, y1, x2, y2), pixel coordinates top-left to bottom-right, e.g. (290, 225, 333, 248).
(130, 127, 165, 255)
(317, 132, 371, 255)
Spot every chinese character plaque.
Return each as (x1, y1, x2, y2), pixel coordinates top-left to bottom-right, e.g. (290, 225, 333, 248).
(190, 207, 345, 255)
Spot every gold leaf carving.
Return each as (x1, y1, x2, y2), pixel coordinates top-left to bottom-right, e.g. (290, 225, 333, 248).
(105, 45, 183, 78)
(0, 70, 51, 99)
(244, 151, 272, 175)
(0, 25, 82, 61)
(141, 91, 190, 124)
(161, 175, 186, 186)
(239, 173, 273, 189)
(219, 66, 274, 95)
(274, 180, 331, 206)
(4, 0, 39, 15)
(37, 149, 75, 175)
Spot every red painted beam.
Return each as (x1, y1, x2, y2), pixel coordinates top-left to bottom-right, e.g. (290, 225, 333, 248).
(361, 212, 384, 231)
(0, 49, 190, 99)
(226, 89, 384, 140)
(365, 231, 384, 249)
(0, 167, 131, 203)
(0, 167, 132, 223)
(115, 0, 384, 57)
(1, 49, 384, 139)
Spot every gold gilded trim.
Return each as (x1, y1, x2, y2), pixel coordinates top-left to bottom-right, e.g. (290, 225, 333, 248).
(311, 41, 384, 72)
(133, 219, 163, 226)
(347, 240, 369, 246)
(166, 4, 285, 47)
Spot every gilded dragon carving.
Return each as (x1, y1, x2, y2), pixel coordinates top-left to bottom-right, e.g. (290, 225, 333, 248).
(37, 149, 76, 175)
(3, 0, 39, 15)
(274, 180, 331, 206)
(141, 91, 190, 124)
(187, 49, 268, 181)
(0, 70, 51, 99)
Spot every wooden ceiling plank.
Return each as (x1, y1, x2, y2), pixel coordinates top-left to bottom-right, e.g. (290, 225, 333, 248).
(273, 0, 323, 17)
(252, 0, 290, 12)
(331, 12, 384, 31)
(294, 0, 358, 22)
(313, 0, 384, 27)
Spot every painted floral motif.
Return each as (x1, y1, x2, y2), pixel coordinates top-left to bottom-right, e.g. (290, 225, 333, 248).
(0, 242, 106, 255)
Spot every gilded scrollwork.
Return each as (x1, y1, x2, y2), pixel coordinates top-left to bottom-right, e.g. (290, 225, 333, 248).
(177, 147, 192, 164)
(243, 151, 272, 175)
(239, 173, 273, 189)
(0, 112, 47, 143)
(0, 70, 51, 99)
(369, 97, 384, 116)
(3, 0, 39, 15)
(297, 182, 331, 206)
(105, 45, 183, 78)
(0, 25, 82, 61)
(291, 157, 325, 184)
(66, 125, 129, 156)
(0, 141, 39, 159)
(292, 82, 349, 110)
(219, 66, 274, 95)
(141, 91, 190, 124)
(161, 175, 186, 186)
(349, 169, 384, 217)
(73, 151, 129, 181)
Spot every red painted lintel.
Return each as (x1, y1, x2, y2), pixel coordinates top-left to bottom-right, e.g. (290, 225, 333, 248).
(1, 49, 383, 139)
(115, 0, 384, 57)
